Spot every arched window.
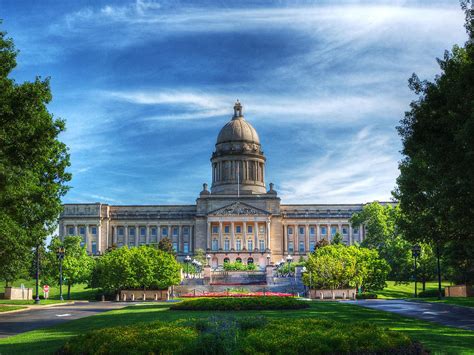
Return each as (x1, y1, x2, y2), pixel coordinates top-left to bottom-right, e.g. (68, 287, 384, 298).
(212, 239, 218, 251)
(247, 239, 253, 251)
(224, 257, 230, 264)
(236, 257, 242, 263)
(247, 257, 254, 265)
(236, 239, 242, 251)
(224, 239, 230, 251)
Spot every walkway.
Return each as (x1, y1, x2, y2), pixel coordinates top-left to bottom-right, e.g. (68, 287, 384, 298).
(350, 299, 474, 331)
(0, 302, 128, 338)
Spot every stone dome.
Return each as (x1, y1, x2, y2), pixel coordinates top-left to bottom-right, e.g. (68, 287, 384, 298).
(216, 101, 260, 145)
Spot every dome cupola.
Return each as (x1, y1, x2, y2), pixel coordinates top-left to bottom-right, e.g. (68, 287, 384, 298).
(210, 101, 266, 195)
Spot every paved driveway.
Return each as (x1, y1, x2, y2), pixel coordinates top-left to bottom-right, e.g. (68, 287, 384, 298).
(0, 302, 128, 338)
(349, 299, 474, 330)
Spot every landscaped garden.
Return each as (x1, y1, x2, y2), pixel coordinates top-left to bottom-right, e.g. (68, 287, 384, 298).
(1, 301, 473, 354)
(171, 297, 308, 311)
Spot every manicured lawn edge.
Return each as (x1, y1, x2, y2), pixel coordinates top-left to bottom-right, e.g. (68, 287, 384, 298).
(0, 305, 27, 313)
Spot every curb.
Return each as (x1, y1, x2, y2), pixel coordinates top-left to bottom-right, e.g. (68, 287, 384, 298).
(0, 301, 82, 315)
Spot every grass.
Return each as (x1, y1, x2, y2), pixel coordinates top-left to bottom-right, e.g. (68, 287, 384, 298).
(376, 281, 451, 299)
(0, 301, 473, 354)
(0, 305, 26, 313)
(0, 279, 98, 304)
(413, 297, 474, 308)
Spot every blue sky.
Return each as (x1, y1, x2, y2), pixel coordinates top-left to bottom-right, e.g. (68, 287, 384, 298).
(1, 0, 468, 204)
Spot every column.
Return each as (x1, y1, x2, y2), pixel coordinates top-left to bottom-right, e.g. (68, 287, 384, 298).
(305, 224, 309, 252)
(178, 225, 182, 253)
(360, 224, 364, 242)
(207, 221, 211, 250)
(190, 225, 194, 253)
(349, 223, 353, 245)
(62, 224, 67, 239)
(135, 225, 139, 247)
(86, 225, 91, 253)
(327, 223, 330, 241)
(97, 224, 102, 253)
(146, 225, 150, 244)
(125, 225, 129, 247)
(294, 224, 298, 251)
(74, 224, 78, 236)
(316, 224, 320, 242)
(230, 222, 235, 250)
(157, 225, 161, 242)
(243, 221, 247, 248)
(219, 221, 223, 249)
(254, 221, 258, 250)
(283, 224, 287, 254)
(266, 220, 271, 250)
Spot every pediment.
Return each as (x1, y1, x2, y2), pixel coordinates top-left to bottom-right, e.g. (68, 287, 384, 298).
(208, 202, 270, 216)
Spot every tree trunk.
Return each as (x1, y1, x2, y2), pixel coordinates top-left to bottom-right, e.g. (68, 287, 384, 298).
(422, 280, 426, 292)
(67, 282, 71, 300)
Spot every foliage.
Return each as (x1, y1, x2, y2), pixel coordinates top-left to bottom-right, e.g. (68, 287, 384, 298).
(277, 261, 305, 274)
(0, 25, 71, 287)
(418, 288, 445, 298)
(170, 297, 307, 311)
(393, 5, 474, 283)
(332, 232, 343, 245)
(303, 244, 389, 291)
(157, 237, 175, 255)
(193, 248, 206, 266)
(41, 236, 94, 299)
(223, 261, 256, 271)
(90, 246, 181, 292)
(59, 316, 421, 355)
(356, 293, 378, 299)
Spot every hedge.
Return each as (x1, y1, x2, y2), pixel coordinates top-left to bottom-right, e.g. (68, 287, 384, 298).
(418, 288, 445, 298)
(59, 317, 424, 355)
(356, 292, 378, 299)
(170, 296, 309, 311)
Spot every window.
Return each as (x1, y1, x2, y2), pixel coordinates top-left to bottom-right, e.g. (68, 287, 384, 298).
(299, 241, 305, 252)
(259, 225, 265, 234)
(247, 239, 253, 251)
(236, 239, 242, 251)
(151, 228, 157, 236)
(236, 226, 241, 233)
(212, 239, 218, 251)
(288, 241, 294, 252)
(79, 227, 85, 235)
(342, 227, 348, 235)
(247, 225, 253, 234)
(92, 242, 97, 254)
(224, 257, 230, 264)
(129, 227, 135, 236)
(247, 257, 254, 265)
(172, 242, 178, 252)
(353, 228, 359, 235)
(236, 257, 242, 263)
(140, 227, 146, 236)
(183, 242, 189, 253)
(172, 227, 178, 237)
(68, 227, 74, 235)
(224, 225, 230, 234)
(183, 227, 189, 236)
(331, 226, 337, 236)
(321, 227, 327, 235)
(310, 227, 315, 236)
(118, 242, 124, 247)
(162, 227, 168, 236)
(212, 225, 219, 234)
(259, 239, 265, 252)
(299, 227, 305, 236)
(288, 227, 293, 235)
(118, 227, 124, 236)
(129, 239, 135, 247)
(224, 239, 230, 251)
(309, 241, 315, 251)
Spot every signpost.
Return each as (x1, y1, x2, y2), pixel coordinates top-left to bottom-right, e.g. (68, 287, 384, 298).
(43, 284, 49, 299)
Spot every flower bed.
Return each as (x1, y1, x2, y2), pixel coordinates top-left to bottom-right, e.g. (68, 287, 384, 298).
(181, 291, 293, 298)
(170, 296, 308, 311)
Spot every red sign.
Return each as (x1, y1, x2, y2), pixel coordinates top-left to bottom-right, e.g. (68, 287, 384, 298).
(43, 285, 49, 292)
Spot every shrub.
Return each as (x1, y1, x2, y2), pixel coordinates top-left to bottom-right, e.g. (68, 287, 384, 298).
(59, 316, 424, 355)
(223, 262, 256, 271)
(356, 292, 378, 299)
(170, 296, 309, 311)
(418, 288, 445, 298)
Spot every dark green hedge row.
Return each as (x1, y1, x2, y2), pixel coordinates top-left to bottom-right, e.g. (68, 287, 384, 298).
(59, 316, 424, 355)
(356, 293, 378, 299)
(170, 296, 309, 311)
(418, 289, 445, 298)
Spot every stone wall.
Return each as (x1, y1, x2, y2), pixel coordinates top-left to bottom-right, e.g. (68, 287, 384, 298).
(309, 288, 356, 300)
(119, 289, 169, 301)
(3, 287, 33, 300)
(445, 285, 474, 297)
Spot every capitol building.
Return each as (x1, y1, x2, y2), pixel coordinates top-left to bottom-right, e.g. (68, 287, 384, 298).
(59, 101, 368, 268)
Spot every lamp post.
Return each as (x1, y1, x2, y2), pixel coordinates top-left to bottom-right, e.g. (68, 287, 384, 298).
(412, 245, 421, 298)
(266, 253, 271, 266)
(206, 254, 211, 267)
(286, 254, 293, 276)
(184, 255, 191, 278)
(56, 246, 65, 301)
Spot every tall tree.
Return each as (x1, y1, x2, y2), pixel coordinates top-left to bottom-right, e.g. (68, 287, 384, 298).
(393, 3, 474, 292)
(0, 24, 71, 298)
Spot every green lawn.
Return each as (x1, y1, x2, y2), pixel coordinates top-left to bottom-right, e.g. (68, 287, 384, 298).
(0, 305, 26, 313)
(376, 281, 451, 299)
(414, 297, 474, 308)
(0, 302, 473, 354)
(0, 279, 98, 304)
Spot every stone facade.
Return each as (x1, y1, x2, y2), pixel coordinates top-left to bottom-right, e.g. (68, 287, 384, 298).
(59, 102, 380, 267)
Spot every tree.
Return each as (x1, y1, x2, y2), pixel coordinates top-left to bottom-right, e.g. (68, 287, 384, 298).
(194, 248, 206, 265)
(351, 202, 412, 282)
(416, 244, 437, 292)
(332, 232, 343, 245)
(43, 236, 94, 299)
(0, 24, 71, 298)
(157, 237, 175, 255)
(393, 3, 474, 292)
(91, 246, 181, 293)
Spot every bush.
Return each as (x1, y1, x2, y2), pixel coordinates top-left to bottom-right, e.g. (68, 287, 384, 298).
(418, 288, 445, 298)
(356, 293, 378, 299)
(223, 262, 256, 271)
(59, 317, 424, 355)
(170, 296, 309, 311)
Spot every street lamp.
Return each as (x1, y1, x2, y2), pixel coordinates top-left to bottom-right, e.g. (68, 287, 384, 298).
(184, 255, 191, 278)
(412, 245, 421, 298)
(206, 254, 211, 267)
(266, 254, 271, 266)
(286, 254, 293, 276)
(56, 246, 65, 301)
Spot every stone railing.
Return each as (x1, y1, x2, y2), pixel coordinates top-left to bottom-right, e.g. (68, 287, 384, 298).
(309, 288, 356, 300)
(118, 289, 169, 301)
